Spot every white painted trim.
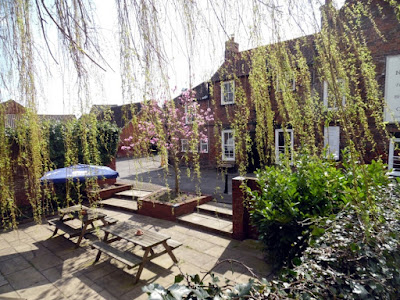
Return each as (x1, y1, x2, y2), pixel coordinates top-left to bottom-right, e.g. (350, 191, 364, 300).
(222, 129, 235, 161)
(275, 128, 294, 163)
(181, 139, 188, 152)
(388, 138, 400, 171)
(221, 80, 235, 105)
(324, 126, 340, 160)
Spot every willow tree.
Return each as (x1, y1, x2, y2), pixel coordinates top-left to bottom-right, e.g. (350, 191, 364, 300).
(0, 0, 399, 228)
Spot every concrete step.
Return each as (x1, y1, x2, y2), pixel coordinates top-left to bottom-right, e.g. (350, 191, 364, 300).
(196, 202, 232, 220)
(115, 189, 152, 200)
(177, 212, 232, 238)
(99, 198, 138, 213)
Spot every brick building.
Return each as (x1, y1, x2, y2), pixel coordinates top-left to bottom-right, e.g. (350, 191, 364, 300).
(174, 0, 400, 173)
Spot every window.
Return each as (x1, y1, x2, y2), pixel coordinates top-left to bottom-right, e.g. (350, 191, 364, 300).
(200, 140, 208, 153)
(323, 79, 346, 110)
(184, 103, 195, 124)
(221, 80, 234, 105)
(276, 75, 296, 92)
(181, 139, 188, 152)
(324, 126, 340, 160)
(222, 130, 235, 161)
(388, 138, 400, 176)
(275, 129, 294, 163)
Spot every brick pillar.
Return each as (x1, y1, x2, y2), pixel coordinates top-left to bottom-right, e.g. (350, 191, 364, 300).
(232, 176, 246, 240)
(232, 176, 259, 240)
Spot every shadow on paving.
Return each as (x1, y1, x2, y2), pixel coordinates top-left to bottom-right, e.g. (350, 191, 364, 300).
(0, 222, 176, 299)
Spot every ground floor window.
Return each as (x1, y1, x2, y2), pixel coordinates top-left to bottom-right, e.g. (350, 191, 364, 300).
(324, 126, 340, 160)
(222, 129, 235, 161)
(181, 139, 188, 152)
(388, 138, 400, 176)
(200, 140, 208, 153)
(275, 128, 293, 163)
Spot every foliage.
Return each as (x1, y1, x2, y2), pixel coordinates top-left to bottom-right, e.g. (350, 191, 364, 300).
(122, 90, 213, 193)
(9, 119, 120, 169)
(143, 259, 264, 299)
(144, 189, 400, 299)
(247, 151, 389, 265)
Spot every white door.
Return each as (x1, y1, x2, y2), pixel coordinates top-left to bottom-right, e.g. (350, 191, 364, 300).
(324, 126, 340, 160)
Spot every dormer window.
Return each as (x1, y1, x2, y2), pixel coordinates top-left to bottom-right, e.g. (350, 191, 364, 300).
(323, 79, 346, 110)
(221, 80, 235, 105)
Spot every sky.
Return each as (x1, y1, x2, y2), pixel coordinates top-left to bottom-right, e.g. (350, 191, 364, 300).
(0, 0, 345, 116)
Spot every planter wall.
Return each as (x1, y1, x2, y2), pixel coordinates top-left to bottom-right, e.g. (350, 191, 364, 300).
(137, 192, 212, 221)
(88, 183, 131, 200)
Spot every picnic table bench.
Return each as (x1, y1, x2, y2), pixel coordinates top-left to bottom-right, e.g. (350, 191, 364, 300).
(91, 221, 182, 283)
(48, 205, 117, 247)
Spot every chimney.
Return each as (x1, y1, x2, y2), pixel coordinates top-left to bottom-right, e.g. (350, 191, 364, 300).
(320, 0, 334, 28)
(225, 35, 239, 60)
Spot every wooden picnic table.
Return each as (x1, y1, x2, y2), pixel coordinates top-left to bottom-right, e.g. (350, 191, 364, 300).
(48, 205, 116, 248)
(91, 221, 182, 284)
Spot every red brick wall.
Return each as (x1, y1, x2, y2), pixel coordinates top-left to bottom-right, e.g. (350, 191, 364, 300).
(232, 176, 259, 240)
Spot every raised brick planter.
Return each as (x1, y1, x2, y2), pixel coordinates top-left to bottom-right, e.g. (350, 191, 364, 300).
(88, 183, 131, 200)
(137, 190, 212, 221)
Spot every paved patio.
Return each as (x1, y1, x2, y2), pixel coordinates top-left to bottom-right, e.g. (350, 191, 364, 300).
(0, 207, 271, 300)
(116, 156, 238, 204)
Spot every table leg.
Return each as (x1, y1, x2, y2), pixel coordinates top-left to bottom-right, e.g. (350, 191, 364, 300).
(134, 247, 151, 284)
(75, 222, 90, 248)
(162, 241, 178, 263)
(50, 214, 66, 237)
(95, 232, 109, 262)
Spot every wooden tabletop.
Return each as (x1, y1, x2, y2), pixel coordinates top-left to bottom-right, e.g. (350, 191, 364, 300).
(103, 222, 170, 248)
(59, 205, 106, 222)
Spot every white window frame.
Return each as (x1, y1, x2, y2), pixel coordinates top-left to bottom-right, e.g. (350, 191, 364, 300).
(184, 103, 195, 124)
(324, 126, 340, 161)
(181, 139, 188, 152)
(275, 129, 294, 163)
(222, 129, 235, 161)
(221, 80, 235, 105)
(200, 140, 208, 153)
(323, 79, 346, 110)
(277, 76, 296, 92)
(388, 138, 400, 176)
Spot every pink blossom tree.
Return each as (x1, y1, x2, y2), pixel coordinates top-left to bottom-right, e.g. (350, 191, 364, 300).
(122, 90, 213, 193)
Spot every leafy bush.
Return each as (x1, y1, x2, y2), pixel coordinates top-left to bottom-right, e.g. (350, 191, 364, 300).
(247, 152, 389, 265)
(144, 191, 400, 299)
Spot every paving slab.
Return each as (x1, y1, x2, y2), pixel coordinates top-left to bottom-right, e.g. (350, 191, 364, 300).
(197, 202, 233, 217)
(115, 190, 152, 198)
(0, 207, 271, 299)
(177, 212, 233, 235)
(99, 198, 138, 211)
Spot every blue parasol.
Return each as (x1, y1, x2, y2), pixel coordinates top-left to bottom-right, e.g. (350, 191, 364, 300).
(40, 164, 119, 183)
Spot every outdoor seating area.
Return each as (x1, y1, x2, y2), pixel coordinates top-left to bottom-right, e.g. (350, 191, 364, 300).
(46, 204, 182, 285)
(0, 206, 270, 299)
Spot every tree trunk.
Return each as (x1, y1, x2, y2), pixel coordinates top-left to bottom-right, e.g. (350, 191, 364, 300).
(173, 157, 179, 194)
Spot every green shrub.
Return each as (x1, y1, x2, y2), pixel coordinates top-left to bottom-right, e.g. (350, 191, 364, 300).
(248, 152, 389, 265)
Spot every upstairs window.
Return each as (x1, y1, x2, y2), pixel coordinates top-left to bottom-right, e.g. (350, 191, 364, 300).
(275, 129, 294, 163)
(323, 79, 346, 110)
(221, 80, 235, 105)
(388, 138, 400, 176)
(324, 126, 340, 160)
(222, 129, 235, 161)
(184, 103, 195, 124)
